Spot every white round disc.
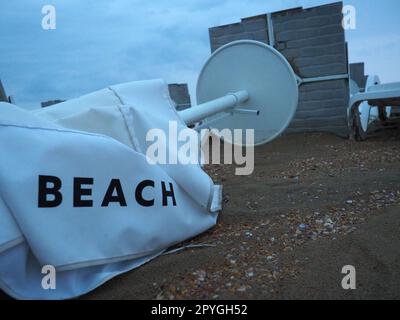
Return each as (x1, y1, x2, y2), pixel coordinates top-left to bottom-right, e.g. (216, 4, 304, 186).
(196, 40, 298, 146)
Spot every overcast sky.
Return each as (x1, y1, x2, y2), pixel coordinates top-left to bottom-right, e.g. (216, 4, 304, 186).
(1, 0, 399, 109)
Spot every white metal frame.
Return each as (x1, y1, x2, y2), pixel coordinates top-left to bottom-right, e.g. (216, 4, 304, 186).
(348, 82, 400, 139)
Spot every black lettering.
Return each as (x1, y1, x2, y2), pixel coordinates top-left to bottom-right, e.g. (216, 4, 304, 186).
(73, 177, 93, 207)
(101, 179, 127, 207)
(135, 180, 155, 207)
(161, 181, 176, 206)
(38, 175, 62, 208)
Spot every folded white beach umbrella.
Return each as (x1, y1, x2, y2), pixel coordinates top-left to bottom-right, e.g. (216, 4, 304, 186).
(0, 79, 220, 299)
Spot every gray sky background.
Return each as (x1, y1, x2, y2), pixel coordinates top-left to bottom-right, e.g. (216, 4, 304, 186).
(1, 0, 399, 109)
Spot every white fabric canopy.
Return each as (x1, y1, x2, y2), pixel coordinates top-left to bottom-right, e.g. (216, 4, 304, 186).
(0, 79, 221, 299)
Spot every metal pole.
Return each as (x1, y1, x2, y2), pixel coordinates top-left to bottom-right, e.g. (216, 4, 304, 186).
(267, 13, 275, 47)
(179, 90, 249, 126)
(297, 73, 349, 86)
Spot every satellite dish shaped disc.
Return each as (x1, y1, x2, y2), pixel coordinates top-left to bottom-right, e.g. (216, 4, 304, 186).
(196, 40, 298, 146)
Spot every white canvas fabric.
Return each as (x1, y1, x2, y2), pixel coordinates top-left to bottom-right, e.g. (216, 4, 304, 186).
(0, 79, 221, 299)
